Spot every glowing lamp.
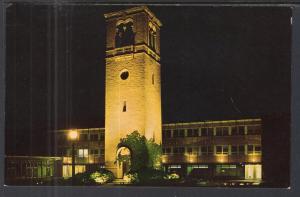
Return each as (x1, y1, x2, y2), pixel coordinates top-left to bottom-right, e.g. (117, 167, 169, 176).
(68, 130, 78, 140)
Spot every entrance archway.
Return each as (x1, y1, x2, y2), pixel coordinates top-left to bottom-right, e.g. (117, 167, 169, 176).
(116, 146, 131, 178)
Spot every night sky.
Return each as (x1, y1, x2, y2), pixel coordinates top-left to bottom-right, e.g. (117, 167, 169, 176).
(5, 5, 291, 155)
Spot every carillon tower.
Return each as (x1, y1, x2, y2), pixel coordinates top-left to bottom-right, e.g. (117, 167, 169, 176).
(104, 6, 162, 177)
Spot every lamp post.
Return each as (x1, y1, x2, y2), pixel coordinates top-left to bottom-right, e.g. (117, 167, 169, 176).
(68, 130, 78, 184)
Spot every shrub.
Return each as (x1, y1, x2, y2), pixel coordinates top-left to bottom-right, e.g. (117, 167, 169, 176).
(164, 173, 180, 180)
(123, 172, 139, 184)
(90, 170, 115, 184)
(137, 168, 166, 184)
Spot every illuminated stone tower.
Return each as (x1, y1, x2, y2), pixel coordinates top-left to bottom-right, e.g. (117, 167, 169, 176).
(104, 6, 162, 178)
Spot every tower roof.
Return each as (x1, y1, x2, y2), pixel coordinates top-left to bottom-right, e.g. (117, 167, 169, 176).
(104, 6, 162, 27)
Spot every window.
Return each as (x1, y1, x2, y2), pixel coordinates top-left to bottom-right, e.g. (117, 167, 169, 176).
(231, 126, 245, 135)
(187, 147, 193, 154)
(100, 132, 105, 141)
(215, 145, 229, 155)
(90, 134, 98, 141)
(231, 126, 237, 135)
(255, 146, 261, 154)
(99, 148, 105, 156)
(163, 130, 171, 138)
(200, 146, 213, 155)
(123, 101, 127, 112)
(231, 145, 245, 155)
(78, 149, 88, 158)
(173, 130, 179, 138)
(148, 22, 157, 51)
(115, 21, 134, 48)
(90, 149, 99, 155)
(231, 146, 237, 154)
(247, 145, 261, 155)
(79, 134, 88, 141)
(173, 147, 185, 154)
(152, 74, 154, 85)
(215, 127, 229, 136)
(120, 71, 129, 80)
(191, 165, 209, 169)
(208, 128, 214, 136)
(247, 125, 261, 135)
(179, 129, 185, 137)
(169, 165, 181, 169)
(162, 147, 171, 154)
(201, 128, 208, 136)
(173, 129, 184, 138)
(187, 128, 198, 137)
(201, 128, 213, 136)
(238, 126, 245, 135)
(187, 147, 198, 155)
(239, 145, 245, 154)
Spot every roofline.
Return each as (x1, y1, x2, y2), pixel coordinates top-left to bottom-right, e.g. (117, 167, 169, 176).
(104, 6, 162, 27)
(162, 118, 262, 127)
(54, 127, 105, 132)
(52, 118, 262, 132)
(6, 155, 62, 160)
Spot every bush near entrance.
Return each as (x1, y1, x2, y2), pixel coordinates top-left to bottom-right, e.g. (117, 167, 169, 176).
(117, 131, 182, 185)
(63, 169, 115, 186)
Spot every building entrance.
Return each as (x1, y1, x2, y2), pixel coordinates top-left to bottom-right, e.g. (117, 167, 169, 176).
(116, 147, 131, 178)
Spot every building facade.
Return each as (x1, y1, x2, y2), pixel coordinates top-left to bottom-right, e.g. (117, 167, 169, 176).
(5, 156, 62, 185)
(54, 118, 262, 181)
(54, 128, 105, 177)
(162, 119, 262, 181)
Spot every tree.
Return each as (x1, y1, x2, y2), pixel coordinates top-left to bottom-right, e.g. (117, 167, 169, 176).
(117, 131, 162, 172)
(117, 131, 148, 172)
(146, 138, 162, 170)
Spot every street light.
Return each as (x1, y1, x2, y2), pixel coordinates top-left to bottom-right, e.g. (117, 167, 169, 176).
(68, 129, 78, 184)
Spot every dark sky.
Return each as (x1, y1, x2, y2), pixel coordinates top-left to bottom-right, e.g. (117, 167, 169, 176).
(5, 5, 291, 155)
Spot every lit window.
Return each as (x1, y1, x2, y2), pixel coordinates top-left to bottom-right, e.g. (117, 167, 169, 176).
(169, 165, 181, 169)
(78, 149, 88, 158)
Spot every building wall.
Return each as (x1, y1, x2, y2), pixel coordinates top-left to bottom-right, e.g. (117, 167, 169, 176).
(161, 119, 262, 179)
(5, 156, 62, 185)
